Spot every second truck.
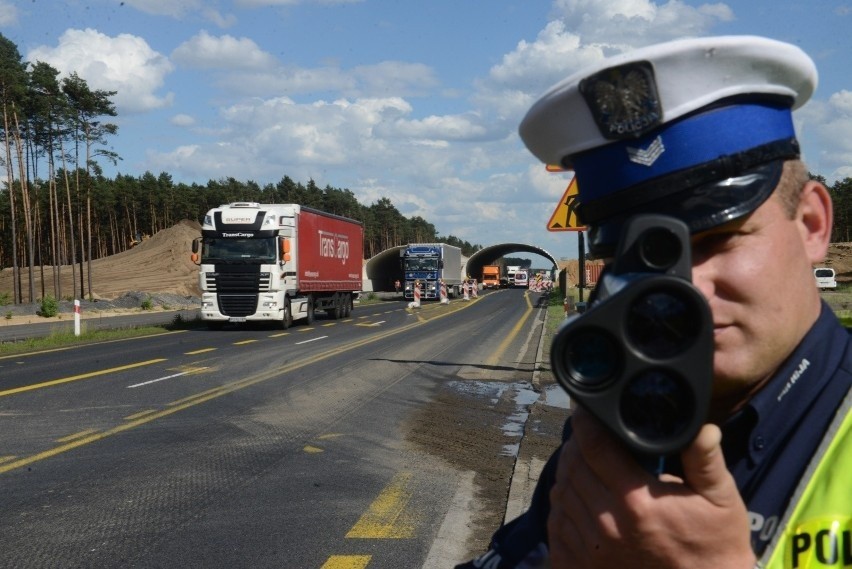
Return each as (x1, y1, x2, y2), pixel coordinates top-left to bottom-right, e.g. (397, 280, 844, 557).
(401, 243, 463, 300)
(191, 202, 363, 329)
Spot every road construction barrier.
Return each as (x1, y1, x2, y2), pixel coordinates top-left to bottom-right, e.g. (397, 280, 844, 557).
(440, 281, 449, 304)
(408, 285, 421, 309)
(463, 281, 470, 301)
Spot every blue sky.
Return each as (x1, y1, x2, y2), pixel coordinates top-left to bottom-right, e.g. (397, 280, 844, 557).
(2, 0, 851, 263)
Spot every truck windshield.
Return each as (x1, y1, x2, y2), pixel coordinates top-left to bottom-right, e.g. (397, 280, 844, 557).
(404, 258, 438, 271)
(202, 237, 276, 263)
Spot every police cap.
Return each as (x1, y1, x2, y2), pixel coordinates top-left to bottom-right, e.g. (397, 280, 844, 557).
(519, 35, 818, 257)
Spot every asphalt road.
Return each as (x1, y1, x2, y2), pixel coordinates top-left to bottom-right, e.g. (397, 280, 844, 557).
(0, 289, 567, 568)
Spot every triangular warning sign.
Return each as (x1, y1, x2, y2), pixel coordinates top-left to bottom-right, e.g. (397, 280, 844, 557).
(547, 177, 586, 232)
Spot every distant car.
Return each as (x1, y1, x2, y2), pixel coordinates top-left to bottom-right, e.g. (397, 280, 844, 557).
(499, 277, 509, 289)
(814, 267, 837, 289)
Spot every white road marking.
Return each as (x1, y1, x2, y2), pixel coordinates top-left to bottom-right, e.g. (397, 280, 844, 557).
(295, 335, 328, 345)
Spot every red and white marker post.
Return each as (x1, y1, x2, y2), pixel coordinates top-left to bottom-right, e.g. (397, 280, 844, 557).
(74, 299, 81, 336)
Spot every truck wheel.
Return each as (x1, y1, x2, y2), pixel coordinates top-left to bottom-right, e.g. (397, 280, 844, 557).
(281, 301, 291, 330)
(343, 294, 352, 317)
(306, 297, 315, 324)
(331, 296, 342, 319)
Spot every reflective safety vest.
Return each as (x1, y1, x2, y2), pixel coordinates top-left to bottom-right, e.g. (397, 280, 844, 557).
(760, 388, 852, 569)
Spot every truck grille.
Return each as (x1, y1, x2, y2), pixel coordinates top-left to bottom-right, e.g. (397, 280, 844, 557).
(206, 266, 270, 317)
(218, 294, 259, 317)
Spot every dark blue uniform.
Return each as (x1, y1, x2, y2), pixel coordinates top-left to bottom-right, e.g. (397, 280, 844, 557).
(457, 302, 852, 568)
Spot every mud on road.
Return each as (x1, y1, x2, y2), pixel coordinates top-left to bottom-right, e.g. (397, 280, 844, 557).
(404, 301, 570, 560)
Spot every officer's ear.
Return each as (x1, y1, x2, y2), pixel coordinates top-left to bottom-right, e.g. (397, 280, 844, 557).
(796, 180, 833, 265)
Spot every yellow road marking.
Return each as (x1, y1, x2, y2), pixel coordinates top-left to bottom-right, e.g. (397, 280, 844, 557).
(322, 323, 336, 327)
(346, 471, 415, 539)
(485, 292, 534, 367)
(318, 433, 343, 440)
(124, 409, 159, 421)
(233, 339, 258, 345)
(303, 445, 324, 453)
(0, 359, 168, 397)
(56, 429, 98, 443)
(320, 555, 371, 569)
(0, 456, 17, 464)
(268, 332, 290, 338)
(185, 348, 216, 355)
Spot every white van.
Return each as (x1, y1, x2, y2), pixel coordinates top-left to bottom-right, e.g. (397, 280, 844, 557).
(814, 267, 837, 289)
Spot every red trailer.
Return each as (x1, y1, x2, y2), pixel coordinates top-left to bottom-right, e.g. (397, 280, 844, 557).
(584, 261, 605, 287)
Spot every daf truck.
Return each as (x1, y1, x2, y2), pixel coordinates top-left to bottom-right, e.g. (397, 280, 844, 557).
(191, 202, 363, 329)
(401, 243, 462, 300)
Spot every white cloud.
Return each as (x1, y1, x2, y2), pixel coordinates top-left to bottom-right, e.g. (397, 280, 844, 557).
(481, 0, 733, 103)
(814, 91, 852, 182)
(172, 31, 278, 70)
(385, 113, 487, 141)
(170, 114, 196, 127)
(551, 0, 734, 45)
(27, 29, 174, 114)
(486, 21, 607, 97)
(828, 90, 852, 114)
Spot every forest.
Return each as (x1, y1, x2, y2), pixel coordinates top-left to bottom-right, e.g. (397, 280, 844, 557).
(2, 32, 851, 305)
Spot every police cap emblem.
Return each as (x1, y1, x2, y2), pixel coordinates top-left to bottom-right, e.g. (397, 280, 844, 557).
(579, 61, 662, 140)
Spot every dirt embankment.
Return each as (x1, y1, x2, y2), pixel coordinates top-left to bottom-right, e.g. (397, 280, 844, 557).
(0, 220, 203, 303)
(0, 220, 203, 322)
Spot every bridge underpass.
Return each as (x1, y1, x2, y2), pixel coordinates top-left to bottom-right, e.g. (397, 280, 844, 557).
(362, 244, 558, 292)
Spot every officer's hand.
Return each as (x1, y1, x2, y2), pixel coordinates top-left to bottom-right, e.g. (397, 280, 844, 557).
(546, 407, 757, 569)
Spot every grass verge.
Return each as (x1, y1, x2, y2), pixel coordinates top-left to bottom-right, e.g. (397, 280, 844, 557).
(0, 314, 203, 356)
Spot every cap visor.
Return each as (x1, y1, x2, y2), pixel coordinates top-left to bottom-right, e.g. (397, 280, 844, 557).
(587, 160, 782, 257)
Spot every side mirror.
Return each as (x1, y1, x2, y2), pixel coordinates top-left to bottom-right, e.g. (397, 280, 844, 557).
(190, 238, 200, 265)
(280, 238, 291, 263)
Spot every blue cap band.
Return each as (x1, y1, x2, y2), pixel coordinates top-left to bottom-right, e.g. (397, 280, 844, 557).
(571, 103, 796, 203)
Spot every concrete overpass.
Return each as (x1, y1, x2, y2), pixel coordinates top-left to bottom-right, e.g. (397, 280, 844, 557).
(362, 243, 558, 292)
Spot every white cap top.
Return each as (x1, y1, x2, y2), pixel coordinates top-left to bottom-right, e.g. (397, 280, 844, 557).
(519, 35, 817, 168)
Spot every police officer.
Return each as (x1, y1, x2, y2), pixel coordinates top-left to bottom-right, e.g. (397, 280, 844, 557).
(458, 36, 851, 569)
